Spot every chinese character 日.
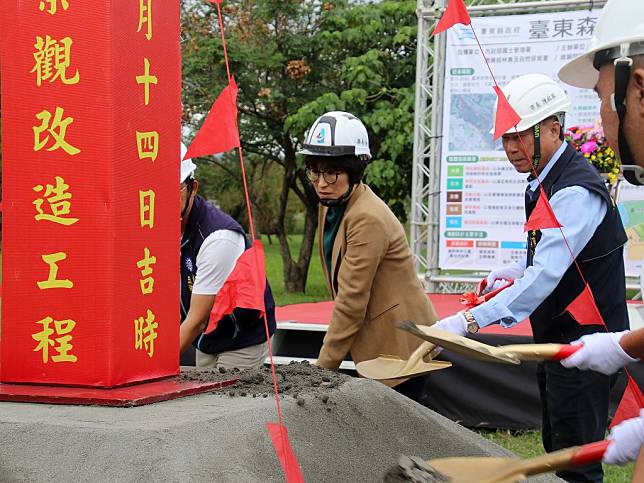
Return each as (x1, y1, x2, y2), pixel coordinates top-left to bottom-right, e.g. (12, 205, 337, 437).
(31, 35, 80, 86)
(139, 189, 156, 228)
(33, 107, 80, 155)
(32, 316, 77, 363)
(134, 309, 158, 358)
(33, 176, 79, 225)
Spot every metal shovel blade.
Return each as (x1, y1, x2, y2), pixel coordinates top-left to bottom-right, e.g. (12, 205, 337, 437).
(398, 321, 520, 365)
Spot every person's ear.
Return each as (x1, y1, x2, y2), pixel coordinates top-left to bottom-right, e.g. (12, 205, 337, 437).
(631, 67, 644, 116)
(192, 179, 199, 197)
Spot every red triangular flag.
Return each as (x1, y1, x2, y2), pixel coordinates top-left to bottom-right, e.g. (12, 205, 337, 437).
(205, 239, 266, 334)
(493, 85, 521, 140)
(184, 77, 240, 160)
(433, 0, 471, 35)
(267, 423, 304, 483)
(564, 283, 605, 327)
(524, 190, 563, 232)
(610, 375, 644, 428)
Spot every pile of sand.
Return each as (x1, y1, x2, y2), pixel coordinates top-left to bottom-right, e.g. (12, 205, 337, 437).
(0, 375, 562, 482)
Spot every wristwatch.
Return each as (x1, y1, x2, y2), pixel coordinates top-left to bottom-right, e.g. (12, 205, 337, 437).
(461, 310, 479, 334)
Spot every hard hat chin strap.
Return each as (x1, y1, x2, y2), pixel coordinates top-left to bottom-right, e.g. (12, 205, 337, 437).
(613, 52, 642, 185)
(532, 123, 541, 172)
(181, 179, 194, 219)
(319, 183, 355, 208)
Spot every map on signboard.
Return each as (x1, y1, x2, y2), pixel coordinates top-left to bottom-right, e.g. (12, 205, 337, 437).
(448, 94, 502, 151)
(619, 201, 644, 263)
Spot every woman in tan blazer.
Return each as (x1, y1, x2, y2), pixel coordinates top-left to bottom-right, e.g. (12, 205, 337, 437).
(299, 111, 438, 389)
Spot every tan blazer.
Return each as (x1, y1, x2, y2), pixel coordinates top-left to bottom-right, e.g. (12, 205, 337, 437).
(317, 184, 439, 384)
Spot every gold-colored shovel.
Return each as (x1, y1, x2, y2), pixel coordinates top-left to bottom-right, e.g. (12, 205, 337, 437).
(398, 321, 581, 365)
(355, 341, 452, 381)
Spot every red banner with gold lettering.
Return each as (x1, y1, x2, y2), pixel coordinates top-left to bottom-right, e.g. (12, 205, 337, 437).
(1, 0, 181, 386)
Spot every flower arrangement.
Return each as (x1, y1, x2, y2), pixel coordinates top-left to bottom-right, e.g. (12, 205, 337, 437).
(565, 122, 621, 186)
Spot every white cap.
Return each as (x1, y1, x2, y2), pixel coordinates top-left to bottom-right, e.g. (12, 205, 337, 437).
(181, 142, 197, 183)
(559, 0, 644, 88)
(492, 74, 571, 135)
(297, 111, 371, 160)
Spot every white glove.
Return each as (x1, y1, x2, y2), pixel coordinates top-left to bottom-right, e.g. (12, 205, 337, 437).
(560, 331, 638, 375)
(603, 411, 644, 466)
(433, 313, 468, 337)
(483, 261, 525, 294)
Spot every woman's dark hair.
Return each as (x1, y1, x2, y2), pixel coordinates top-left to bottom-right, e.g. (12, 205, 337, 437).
(304, 154, 369, 185)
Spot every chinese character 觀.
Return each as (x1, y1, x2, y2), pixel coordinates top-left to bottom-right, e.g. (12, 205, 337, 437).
(31, 35, 79, 86)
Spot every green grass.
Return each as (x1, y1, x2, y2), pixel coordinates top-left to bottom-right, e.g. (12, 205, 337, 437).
(476, 430, 634, 482)
(264, 235, 636, 482)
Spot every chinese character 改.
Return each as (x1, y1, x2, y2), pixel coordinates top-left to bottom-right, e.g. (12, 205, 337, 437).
(32, 316, 77, 363)
(136, 58, 157, 106)
(136, 131, 159, 161)
(137, 0, 153, 41)
(33, 107, 80, 155)
(39, 0, 69, 15)
(33, 176, 79, 225)
(31, 35, 79, 86)
(37, 252, 73, 289)
(134, 309, 157, 358)
(137, 247, 157, 294)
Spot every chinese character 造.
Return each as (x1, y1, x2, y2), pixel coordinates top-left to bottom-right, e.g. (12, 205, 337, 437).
(33, 107, 80, 155)
(134, 309, 157, 358)
(33, 176, 79, 225)
(32, 316, 77, 363)
(39, 0, 69, 15)
(38, 252, 73, 289)
(552, 19, 573, 38)
(139, 189, 155, 228)
(529, 20, 550, 39)
(137, 0, 153, 41)
(137, 247, 157, 294)
(136, 58, 157, 106)
(31, 35, 79, 86)
(136, 131, 159, 161)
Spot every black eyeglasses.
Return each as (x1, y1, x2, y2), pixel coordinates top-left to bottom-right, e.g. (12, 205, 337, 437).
(305, 168, 343, 185)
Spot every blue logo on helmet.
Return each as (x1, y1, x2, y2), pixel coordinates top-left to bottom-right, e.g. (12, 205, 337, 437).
(316, 128, 326, 144)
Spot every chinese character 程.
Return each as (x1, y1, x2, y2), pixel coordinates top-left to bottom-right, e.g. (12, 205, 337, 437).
(37, 252, 73, 289)
(529, 20, 549, 39)
(553, 19, 573, 38)
(33, 176, 79, 225)
(139, 189, 155, 228)
(33, 107, 80, 155)
(134, 309, 157, 358)
(136, 131, 159, 161)
(136, 58, 157, 106)
(31, 35, 79, 86)
(137, 0, 153, 41)
(137, 247, 157, 294)
(39, 0, 69, 15)
(32, 316, 77, 363)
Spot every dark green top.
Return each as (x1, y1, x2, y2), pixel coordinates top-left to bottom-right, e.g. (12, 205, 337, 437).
(323, 205, 346, 276)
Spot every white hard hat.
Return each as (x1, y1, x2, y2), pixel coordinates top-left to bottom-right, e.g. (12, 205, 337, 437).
(559, 0, 644, 88)
(180, 142, 197, 183)
(298, 111, 371, 160)
(493, 74, 571, 135)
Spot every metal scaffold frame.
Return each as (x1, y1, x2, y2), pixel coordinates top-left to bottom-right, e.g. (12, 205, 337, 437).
(408, 0, 644, 294)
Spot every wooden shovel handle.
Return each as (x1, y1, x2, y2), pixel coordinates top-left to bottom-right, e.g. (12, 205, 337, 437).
(549, 344, 583, 361)
(520, 440, 609, 475)
(499, 343, 582, 361)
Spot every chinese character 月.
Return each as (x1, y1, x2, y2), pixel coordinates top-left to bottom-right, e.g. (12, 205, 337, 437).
(137, 0, 153, 40)
(137, 247, 157, 294)
(134, 309, 158, 358)
(32, 35, 79, 86)
(33, 176, 79, 225)
(32, 316, 77, 363)
(39, 0, 69, 15)
(33, 107, 80, 155)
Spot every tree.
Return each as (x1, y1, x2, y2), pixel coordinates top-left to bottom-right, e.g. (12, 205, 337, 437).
(181, 0, 418, 292)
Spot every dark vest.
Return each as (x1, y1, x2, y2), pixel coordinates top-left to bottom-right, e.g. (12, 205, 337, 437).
(525, 143, 628, 344)
(181, 195, 276, 354)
